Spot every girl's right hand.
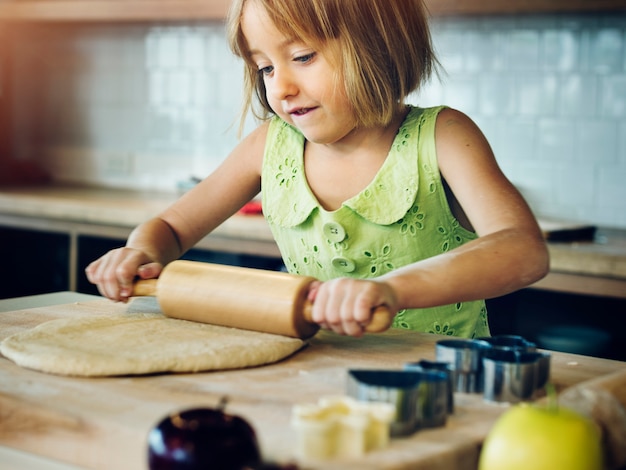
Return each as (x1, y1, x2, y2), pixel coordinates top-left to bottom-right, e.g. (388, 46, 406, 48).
(84, 247, 163, 302)
(307, 277, 398, 337)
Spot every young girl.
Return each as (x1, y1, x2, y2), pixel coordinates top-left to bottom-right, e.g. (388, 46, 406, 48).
(86, 0, 549, 338)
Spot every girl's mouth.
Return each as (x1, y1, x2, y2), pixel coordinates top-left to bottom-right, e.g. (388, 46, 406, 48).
(291, 107, 313, 116)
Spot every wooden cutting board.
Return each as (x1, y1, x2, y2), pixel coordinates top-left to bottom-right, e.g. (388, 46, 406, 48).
(1, 298, 625, 470)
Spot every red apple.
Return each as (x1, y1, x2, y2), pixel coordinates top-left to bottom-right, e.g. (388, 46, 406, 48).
(148, 404, 261, 470)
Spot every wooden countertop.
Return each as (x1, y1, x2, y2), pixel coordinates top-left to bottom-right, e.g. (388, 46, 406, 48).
(545, 227, 626, 279)
(532, 227, 626, 299)
(1, 185, 626, 294)
(0, 185, 280, 260)
(1, 296, 625, 470)
(0, 185, 275, 243)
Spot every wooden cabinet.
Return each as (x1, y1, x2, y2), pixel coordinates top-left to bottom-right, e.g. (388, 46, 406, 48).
(0, 226, 70, 298)
(0, 0, 624, 22)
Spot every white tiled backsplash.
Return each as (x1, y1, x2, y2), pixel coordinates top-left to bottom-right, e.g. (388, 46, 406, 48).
(6, 13, 626, 228)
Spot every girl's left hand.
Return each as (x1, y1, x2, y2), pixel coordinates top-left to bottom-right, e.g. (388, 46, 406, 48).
(307, 278, 398, 337)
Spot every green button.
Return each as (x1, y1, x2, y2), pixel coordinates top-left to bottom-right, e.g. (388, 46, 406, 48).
(323, 222, 346, 242)
(331, 256, 356, 273)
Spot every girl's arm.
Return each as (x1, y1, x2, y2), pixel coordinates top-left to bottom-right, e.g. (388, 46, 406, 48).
(383, 108, 549, 308)
(85, 123, 269, 301)
(311, 108, 549, 336)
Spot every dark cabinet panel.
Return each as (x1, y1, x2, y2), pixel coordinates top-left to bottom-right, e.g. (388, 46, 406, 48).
(75, 234, 285, 295)
(0, 227, 70, 298)
(488, 289, 626, 362)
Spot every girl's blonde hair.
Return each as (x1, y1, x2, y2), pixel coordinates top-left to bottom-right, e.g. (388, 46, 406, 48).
(227, 0, 438, 129)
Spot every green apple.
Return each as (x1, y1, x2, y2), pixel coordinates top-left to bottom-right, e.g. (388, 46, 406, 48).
(479, 401, 603, 470)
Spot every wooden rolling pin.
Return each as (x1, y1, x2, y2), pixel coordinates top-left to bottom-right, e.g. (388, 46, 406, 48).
(132, 260, 394, 339)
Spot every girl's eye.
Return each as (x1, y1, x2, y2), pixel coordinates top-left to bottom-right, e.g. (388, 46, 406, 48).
(295, 52, 316, 64)
(257, 51, 315, 76)
(259, 65, 274, 76)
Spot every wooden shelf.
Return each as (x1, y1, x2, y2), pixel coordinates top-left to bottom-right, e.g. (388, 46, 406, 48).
(531, 272, 626, 300)
(0, 0, 232, 22)
(0, 0, 623, 23)
(425, 0, 626, 16)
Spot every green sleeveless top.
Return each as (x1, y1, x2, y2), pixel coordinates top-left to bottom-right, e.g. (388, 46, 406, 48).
(261, 106, 490, 338)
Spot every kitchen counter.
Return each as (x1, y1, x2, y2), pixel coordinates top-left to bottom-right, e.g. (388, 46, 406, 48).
(0, 293, 625, 470)
(0, 291, 100, 313)
(1, 185, 625, 298)
(531, 227, 626, 298)
(0, 185, 279, 291)
(0, 185, 277, 253)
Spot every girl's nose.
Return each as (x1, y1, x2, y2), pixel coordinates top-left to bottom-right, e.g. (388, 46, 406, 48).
(269, 69, 298, 101)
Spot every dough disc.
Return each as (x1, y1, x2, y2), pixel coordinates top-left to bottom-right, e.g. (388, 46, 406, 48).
(0, 313, 305, 377)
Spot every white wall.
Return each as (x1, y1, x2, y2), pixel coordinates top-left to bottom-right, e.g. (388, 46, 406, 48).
(413, 14, 626, 228)
(7, 13, 626, 228)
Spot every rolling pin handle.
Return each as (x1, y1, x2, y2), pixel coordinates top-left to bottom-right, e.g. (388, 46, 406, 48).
(131, 279, 158, 297)
(366, 306, 395, 333)
(302, 302, 393, 334)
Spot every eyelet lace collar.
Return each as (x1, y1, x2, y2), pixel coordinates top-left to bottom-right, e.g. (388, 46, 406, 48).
(263, 107, 429, 228)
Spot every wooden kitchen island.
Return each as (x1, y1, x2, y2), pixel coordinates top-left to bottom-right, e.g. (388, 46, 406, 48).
(1, 294, 625, 470)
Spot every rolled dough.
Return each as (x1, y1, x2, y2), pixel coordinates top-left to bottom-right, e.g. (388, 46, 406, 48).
(0, 312, 306, 377)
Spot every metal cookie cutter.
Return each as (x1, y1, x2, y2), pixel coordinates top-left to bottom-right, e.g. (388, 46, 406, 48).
(478, 334, 537, 352)
(533, 350, 552, 391)
(347, 370, 422, 436)
(435, 339, 492, 393)
(482, 349, 552, 403)
(404, 359, 454, 415)
(413, 369, 449, 429)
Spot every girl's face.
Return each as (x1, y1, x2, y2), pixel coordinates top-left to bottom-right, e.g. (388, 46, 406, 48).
(241, 0, 358, 146)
